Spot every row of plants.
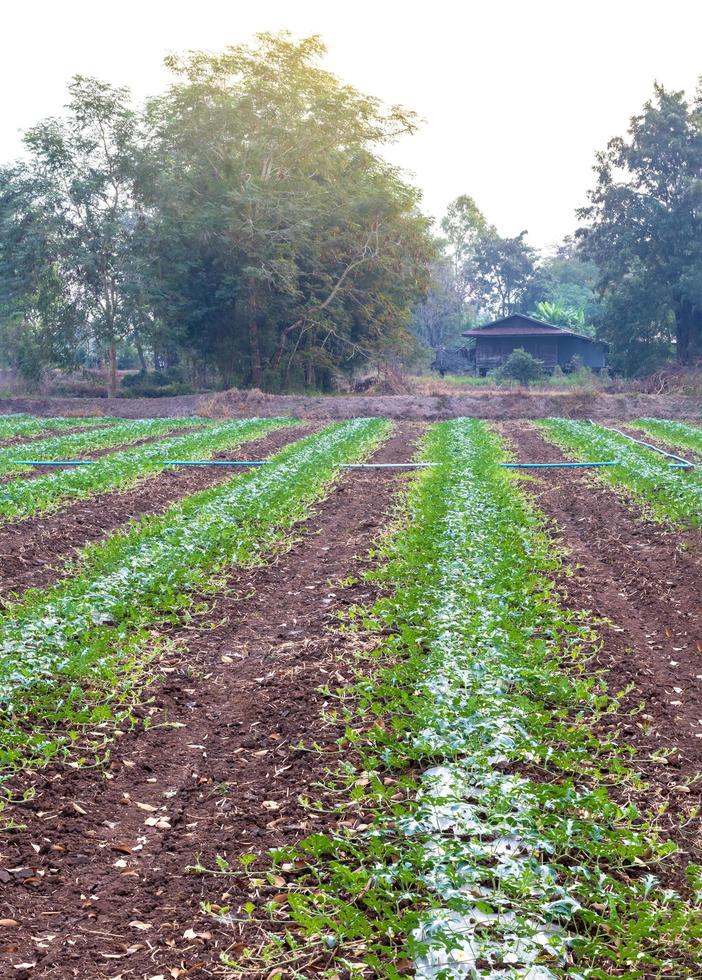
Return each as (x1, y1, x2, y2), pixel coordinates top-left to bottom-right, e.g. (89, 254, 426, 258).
(0, 418, 390, 773)
(538, 419, 702, 526)
(0, 417, 293, 523)
(247, 419, 700, 978)
(0, 416, 205, 477)
(630, 417, 702, 457)
(0, 413, 116, 441)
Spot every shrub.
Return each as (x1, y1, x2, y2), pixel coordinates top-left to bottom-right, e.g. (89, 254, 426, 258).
(120, 369, 193, 397)
(493, 347, 545, 385)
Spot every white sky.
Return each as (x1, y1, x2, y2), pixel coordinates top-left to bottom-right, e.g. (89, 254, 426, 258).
(1, 0, 700, 249)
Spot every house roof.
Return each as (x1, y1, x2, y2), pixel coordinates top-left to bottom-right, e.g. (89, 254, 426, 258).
(462, 313, 605, 346)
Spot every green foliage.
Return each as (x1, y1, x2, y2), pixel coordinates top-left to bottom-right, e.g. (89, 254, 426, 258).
(0, 77, 144, 395)
(0, 35, 435, 393)
(251, 419, 700, 977)
(577, 82, 702, 372)
(0, 417, 292, 522)
(468, 228, 541, 318)
(0, 416, 197, 477)
(492, 345, 545, 384)
(0, 418, 389, 770)
(631, 418, 702, 456)
(139, 33, 434, 390)
(539, 418, 702, 526)
(0, 414, 114, 440)
(417, 196, 544, 362)
(539, 239, 603, 334)
(120, 369, 193, 397)
(533, 299, 592, 335)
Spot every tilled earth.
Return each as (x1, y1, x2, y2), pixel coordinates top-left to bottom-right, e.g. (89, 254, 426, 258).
(0, 423, 116, 450)
(0, 424, 205, 487)
(0, 423, 316, 600)
(500, 422, 702, 883)
(0, 423, 423, 978)
(0, 419, 701, 977)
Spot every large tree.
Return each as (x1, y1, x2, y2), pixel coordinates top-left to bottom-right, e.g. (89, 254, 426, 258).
(577, 82, 702, 372)
(410, 257, 467, 350)
(140, 33, 434, 390)
(435, 195, 542, 323)
(0, 164, 80, 382)
(467, 229, 540, 319)
(2, 77, 144, 394)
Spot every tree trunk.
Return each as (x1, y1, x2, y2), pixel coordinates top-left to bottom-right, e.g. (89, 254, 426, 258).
(675, 300, 702, 365)
(107, 341, 118, 397)
(248, 282, 262, 387)
(135, 337, 148, 371)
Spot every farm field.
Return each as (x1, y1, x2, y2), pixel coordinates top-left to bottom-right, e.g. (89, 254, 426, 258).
(0, 415, 700, 978)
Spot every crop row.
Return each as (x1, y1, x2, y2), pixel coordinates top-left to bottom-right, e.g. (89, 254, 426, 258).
(0, 418, 390, 771)
(266, 419, 700, 979)
(0, 413, 116, 441)
(0, 416, 205, 477)
(631, 417, 702, 457)
(0, 417, 292, 523)
(539, 418, 702, 526)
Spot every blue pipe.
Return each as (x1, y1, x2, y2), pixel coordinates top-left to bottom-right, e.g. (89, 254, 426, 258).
(588, 421, 695, 469)
(9, 460, 96, 466)
(502, 461, 619, 469)
(164, 461, 436, 468)
(164, 460, 271, 466)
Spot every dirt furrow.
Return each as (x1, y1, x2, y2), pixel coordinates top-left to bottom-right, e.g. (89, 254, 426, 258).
(0, 424, 316, 601)
(0, 422, 114, 450)
(0, 422, 423, 978)
(0, 424, 205, 487)
(614, 421, 702, 464)
(499, 421, 702, 878)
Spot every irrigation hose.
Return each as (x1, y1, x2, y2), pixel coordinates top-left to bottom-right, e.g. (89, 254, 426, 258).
(587, 420, 695, 469)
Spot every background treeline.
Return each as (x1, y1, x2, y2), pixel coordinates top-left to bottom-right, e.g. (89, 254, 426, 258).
(415, 81, 702, 378)
(0, 34, 434, 395)
(0, 34, 700, 394)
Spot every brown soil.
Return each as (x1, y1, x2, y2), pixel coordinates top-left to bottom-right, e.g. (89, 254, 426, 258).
(617, 422, 702, 464)
(499, 422, 702, 880)
(0, 424, 204, 486)
(0, 422, 422, 978)
(0, 424, 316, 602)
(2, 389, 701, 421)
(0, 423, 114, 450)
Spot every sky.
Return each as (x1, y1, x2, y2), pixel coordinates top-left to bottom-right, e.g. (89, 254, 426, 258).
(1, 0, 700, 250)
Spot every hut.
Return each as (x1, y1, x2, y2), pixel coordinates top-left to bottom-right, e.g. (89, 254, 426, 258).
(462, 314, 608, 376)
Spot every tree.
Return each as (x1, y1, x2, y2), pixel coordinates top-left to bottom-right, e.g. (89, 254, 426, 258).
(410, 257, 467, 350)
(493, 347, 544, 385)
(140, 33, 434, 390)
(467, 230, 540, 319)
(11, 77, 143, 395)
(538, 237, 602, 332)
(577, 82, 702, 372)
(438, 195, 543, 322)
(0, 165, 81, 384)
(440, 195, 488, 295)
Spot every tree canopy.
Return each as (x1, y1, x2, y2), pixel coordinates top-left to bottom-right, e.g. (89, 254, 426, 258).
(576, 82, 702, 373)
(0, 33, 435, 393)
(1, 45, 700, 388)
